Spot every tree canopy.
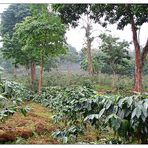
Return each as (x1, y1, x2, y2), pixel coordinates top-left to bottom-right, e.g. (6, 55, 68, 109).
(98, 33, 131, 75)
(0, 4, 32, 66)
(0, 4, 31, 37)
(52, 4, 89, 27)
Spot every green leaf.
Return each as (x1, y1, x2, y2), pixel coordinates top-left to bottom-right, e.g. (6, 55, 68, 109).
(8, 109, 16, 114)
(0, 94, 6, 99)
(141, 106, 147, 117)
(127, 96, 133, 107)
(84, 114, 99, 121)
(63, 136, 68, 143)
(105, 100, 112, 110)
(105, 114, 116, 124)
(113, 105, 118, 114)
(112, 117, 121, 131)
(20, 106, 30, 116)
(132, 105, 142, 119)
(118, 110, 125, 119)
(141, 114, 146, 122)
(101, 98, 106, 104)
(121, 119, 129, 130)
(131, 108, 136, 119)
(98, 108, 105, 118)
(20, 108, 27, 116)
(118, 98, 126, 108)
(144, 127, 148, 133)
(144, 101, 148, 110)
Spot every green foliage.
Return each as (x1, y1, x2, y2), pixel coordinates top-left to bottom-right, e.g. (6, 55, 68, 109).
(53, 4, 148, 30)
(85, 95, 148, 143)
(32, 86, 97, 141)
(1, 4, 67, 72)
(1, 80, 33, 100)
(44, 57, 60, 72)
(98, 33, 131, 75)
(80, 57, 101, 74)
(0, 4, 31, 37)
(0, 51, 13, 73)
(0, 80, 33, 121)
(14, 13, 67, 64)
(91, 4, 148, 29)
(20, 106, 30, 116)
(82, 79, 93, 88)
(80, 33, 134, 76)
(60, 44, 79, 63)
(0, 4, 32, 65)
(45, 73, 95, 87)
(52, 4, 89, 27)
(52, 125, 84, 144)
(32, 84, 148, 143)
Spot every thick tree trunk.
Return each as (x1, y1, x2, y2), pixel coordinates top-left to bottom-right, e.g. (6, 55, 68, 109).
(134, 50, 142, 93)
(84, 19, 94, 76)
(31, 62, 36, 90)
(131, 18, 143, 93)
(38, 61, 43, 95)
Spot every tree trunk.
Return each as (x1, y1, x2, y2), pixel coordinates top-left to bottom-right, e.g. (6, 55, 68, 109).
(131, 18, 143, 93)
(110, 65, 116, 88)
(31, 62, 36, 90)
(87, 40, 93, 75)
(112, 71, 116, 89)
(84, 19, 94, 76)
(133, 49, 142, 93)
(38, 60, 43, 95)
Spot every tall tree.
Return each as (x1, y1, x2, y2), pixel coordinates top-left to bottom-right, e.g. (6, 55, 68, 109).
(53, 4, 95, 75)
(99, 33, 131, 87)
(81, 14, 95, 75)
(0, 4, 37, 87)
(14, 5, 67, 93)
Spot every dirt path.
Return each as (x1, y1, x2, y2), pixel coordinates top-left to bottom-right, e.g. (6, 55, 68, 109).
(0, 102, 114, 144)
(0, 102, 60, 144)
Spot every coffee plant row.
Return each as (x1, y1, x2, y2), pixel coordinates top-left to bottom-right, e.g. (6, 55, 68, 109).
(33, 86, 148, 144)
(0, 80, 33, 121)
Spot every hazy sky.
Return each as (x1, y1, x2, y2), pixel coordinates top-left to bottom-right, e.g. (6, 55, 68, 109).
(0, 4, 148, 51)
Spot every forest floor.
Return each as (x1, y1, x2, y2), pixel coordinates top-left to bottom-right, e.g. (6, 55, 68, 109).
(0, 102, 113, 144)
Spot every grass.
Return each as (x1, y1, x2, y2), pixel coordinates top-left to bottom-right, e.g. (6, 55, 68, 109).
(5, 71, 148, 93)
(94, 85, 112, 91)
